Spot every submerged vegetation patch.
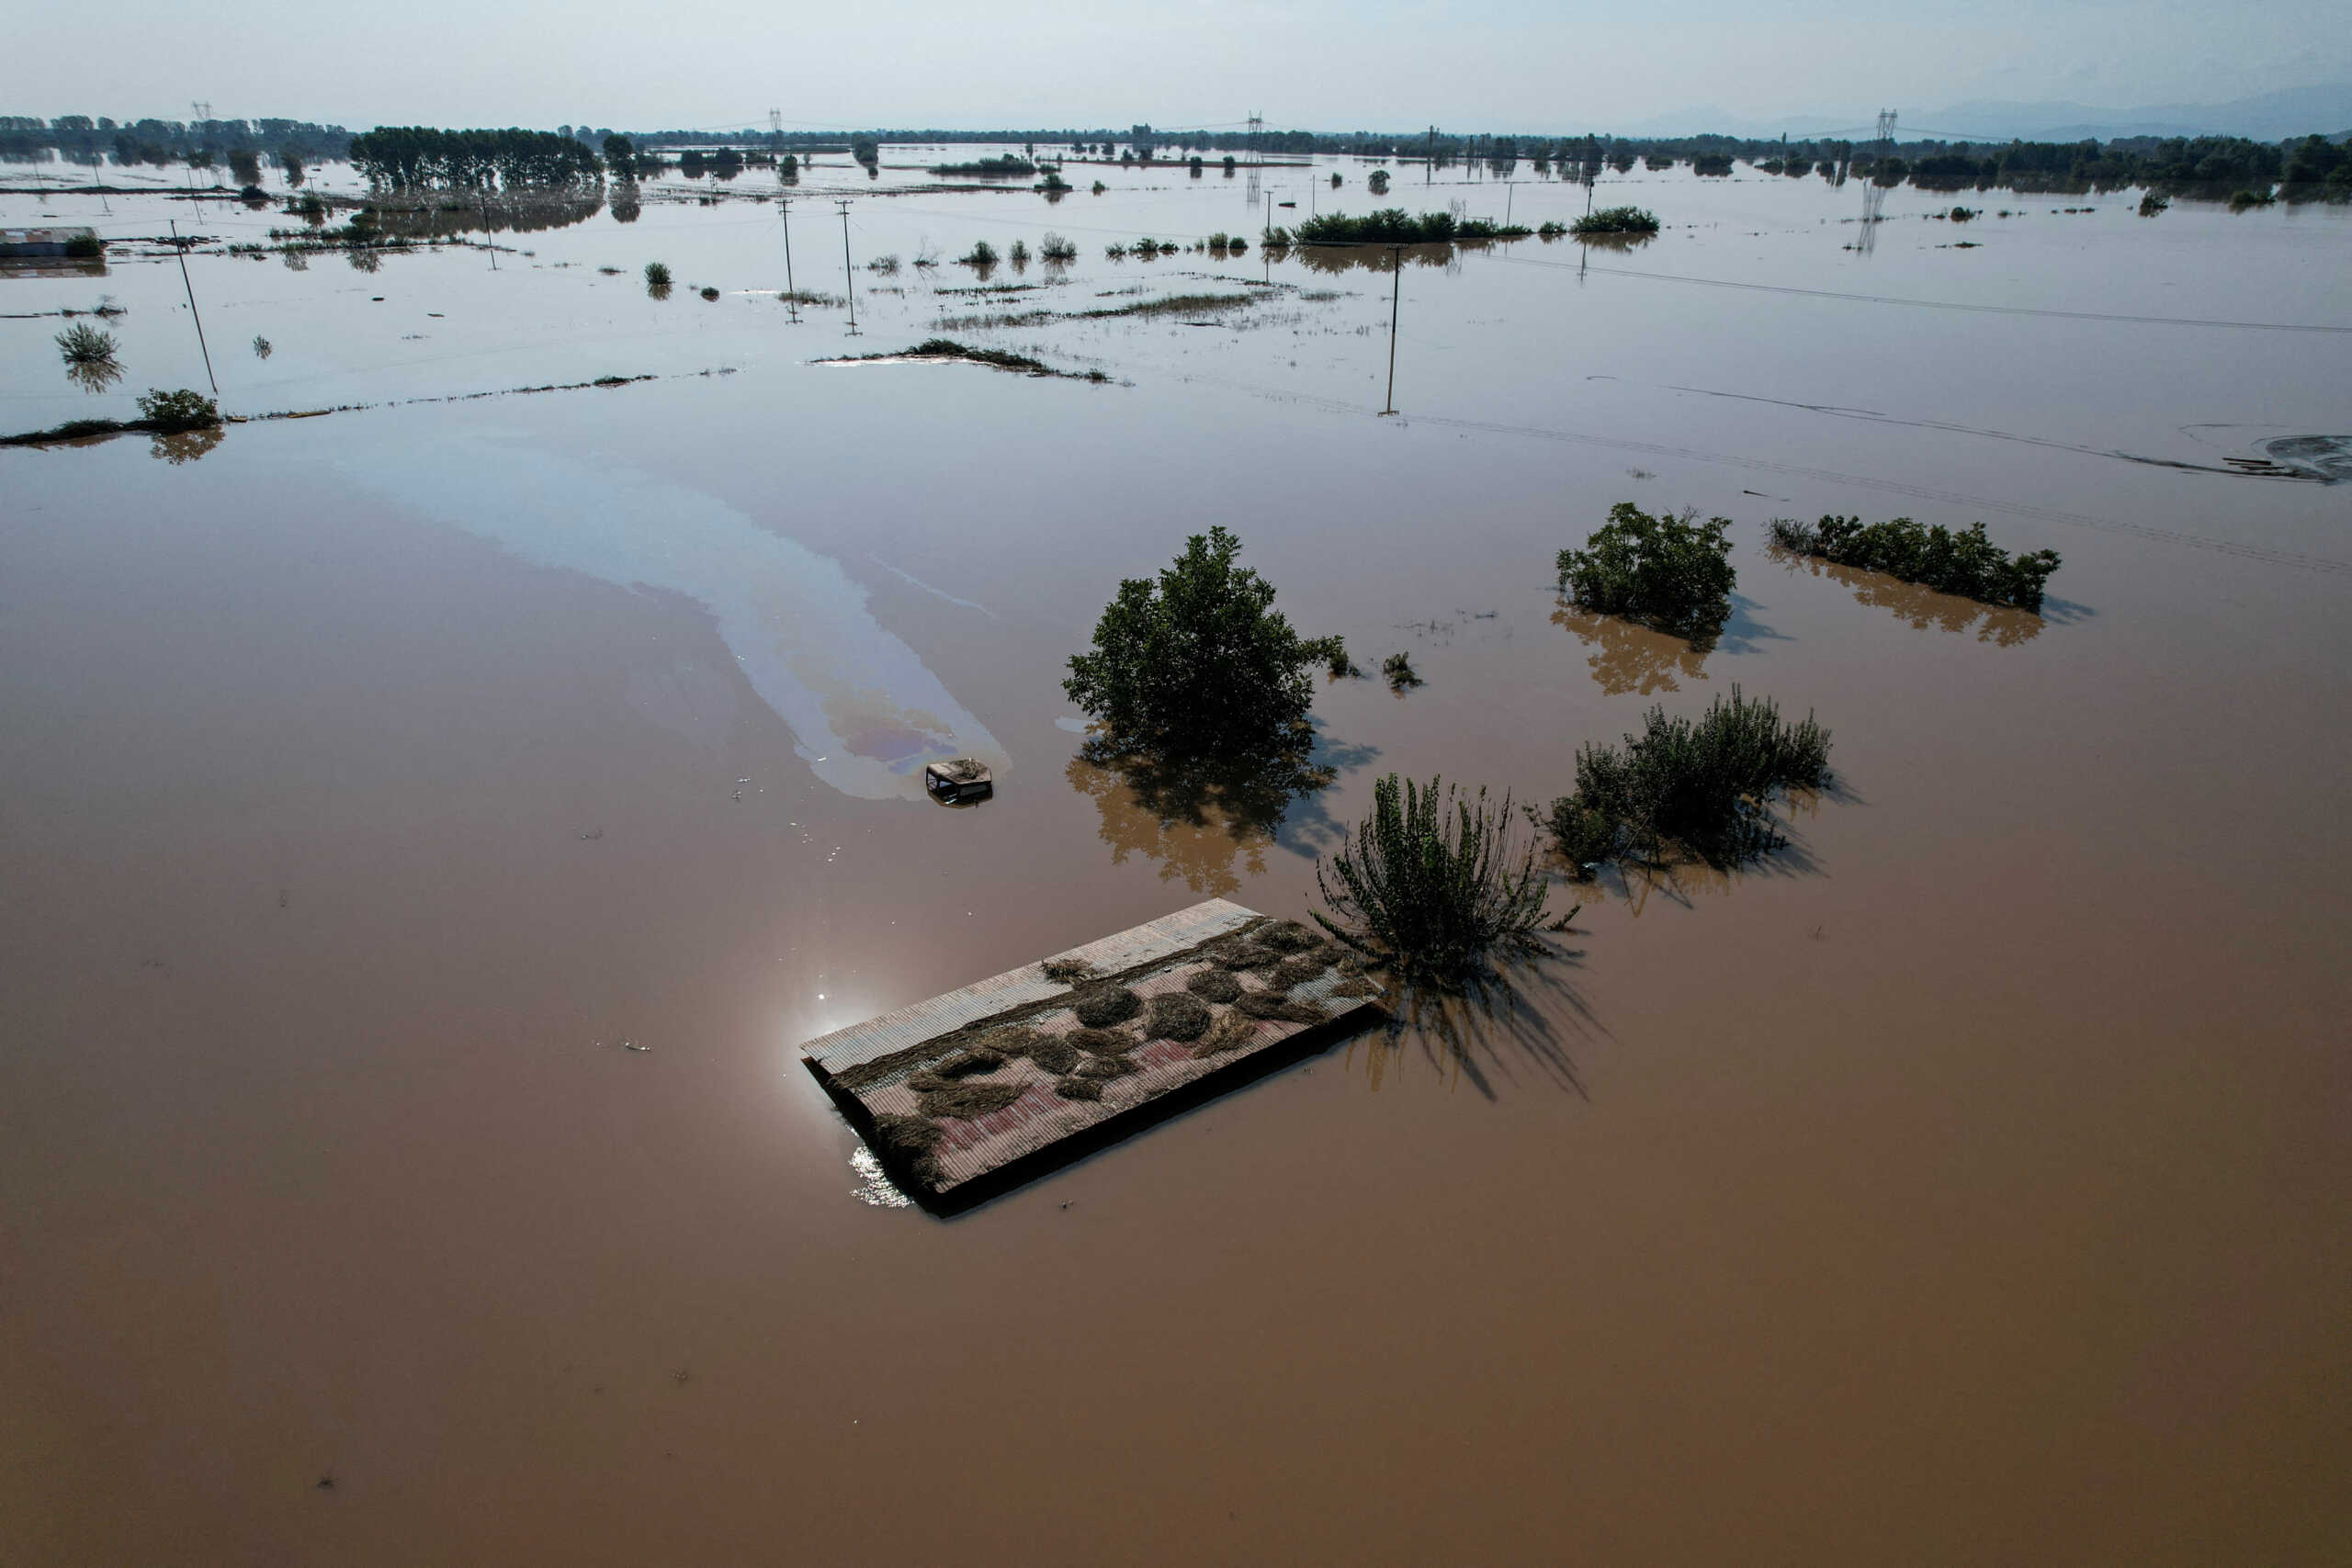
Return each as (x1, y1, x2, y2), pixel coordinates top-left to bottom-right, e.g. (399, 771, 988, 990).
(823, 339, 1106, 381)
(1768, 515, 2061, 611)
(1544, 686, 1831, 873)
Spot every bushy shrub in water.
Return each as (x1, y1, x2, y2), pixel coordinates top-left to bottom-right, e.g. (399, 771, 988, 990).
(1314, 774, 1557, 983)
(1768, 514, 2060, 611)
(1570, 206, 1660, 235)
(135, 389, 219, 431)
(1039, 232, 1079, 262)
(1545, 685, 1830, 871)
(643, 261, 671, 287)
(1064, 525, 1347, 758)
(1556, 502, 1736, 638)
(958, 240, 998, 265)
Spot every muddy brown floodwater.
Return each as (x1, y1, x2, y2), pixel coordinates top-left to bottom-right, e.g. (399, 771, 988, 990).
(3, 154, 2348, 1563)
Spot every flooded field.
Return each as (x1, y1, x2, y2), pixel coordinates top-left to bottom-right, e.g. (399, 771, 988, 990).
(4, 150, 2348, 1562)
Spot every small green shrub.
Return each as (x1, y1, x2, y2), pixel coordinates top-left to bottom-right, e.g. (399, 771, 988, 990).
(1536, 220, 1567, 238)
(1008, 239, 1031, 265)
(643, 261, 671, 287)
(698, 285, 719, 301)
(1064, 525, 1344, 758)
(1570, 206, 1660, 235)
(2138, 192, 2169, 216)
(1556, 502, 1735, 638)
(959, 240, 999, 266)
(62, 232, 105, 259)
(1546, 685, 1829, 868)
(1382, 652, 1420, 688)
(135, 389, 219, 432)
(2227, 187, 2275, 210)
(1368, 169, 1391, 195)
(1768, 514, 2061, 611)
(1313, 774, 1556, 984)
(1039, 232, 1079, 262)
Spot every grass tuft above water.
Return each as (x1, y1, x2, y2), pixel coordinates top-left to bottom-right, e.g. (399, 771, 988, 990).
(1544, 685, 1830, 873)
(1314, 774, 1560, 985)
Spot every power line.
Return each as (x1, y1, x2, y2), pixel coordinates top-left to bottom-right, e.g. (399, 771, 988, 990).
(1494, 254, 2352, 334)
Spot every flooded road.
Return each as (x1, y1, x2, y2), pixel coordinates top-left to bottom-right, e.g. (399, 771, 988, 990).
(4, 153, 2348, 1562)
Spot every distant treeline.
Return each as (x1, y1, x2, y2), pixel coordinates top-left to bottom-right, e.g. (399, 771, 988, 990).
(0, 115, 352, 166)
(347, 128, 603, 190)
(7, 112, 2346, 199)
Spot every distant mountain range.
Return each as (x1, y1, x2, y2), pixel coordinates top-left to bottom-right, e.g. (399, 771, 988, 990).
(1616, 83, 2352, 143)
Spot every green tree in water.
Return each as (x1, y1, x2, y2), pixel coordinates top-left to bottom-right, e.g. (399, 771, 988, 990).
(1066, 526, 1345, 758)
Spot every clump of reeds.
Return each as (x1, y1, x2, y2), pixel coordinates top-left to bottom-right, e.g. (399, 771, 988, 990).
(1185, 970, 1243, 1003)
(1039, 232, 1079, 263)
(1075, 1055, 1136, 1079)
(874, 1113, 946, 1186)
(865, 254, 900, 274)
(778, 288, 843, 306)
(1008, 239, 1031, 265)
(55, 322, 117, 366)
(1557, 502, 1735, 639)
(1237, 989, 1328, 1023)
(957, 240, 998, 266)
(1028, 1036, 1080, 1074)
(1065, 1027, 1135, 1056)
(1145, 993, 1213, 1041)
(1537, 220, 1567, 238)
(1768, 514, 2060, 611)
(1193, 1013, 1259, 1055)
(1544, 684, 1829, 872)
(1313, 774, 1555, 983)
(1055, 1076, 1102, 1100)
(1040, 956, 1095, 984)
(643, 261, 671, 288)
(1256, 920, 1320, 953)
(915, 1078, 1025, 1122)
(1072, 985, 1143, 1027)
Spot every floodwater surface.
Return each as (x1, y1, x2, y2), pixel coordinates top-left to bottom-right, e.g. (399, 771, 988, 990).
(3, 153, 2349, 1563)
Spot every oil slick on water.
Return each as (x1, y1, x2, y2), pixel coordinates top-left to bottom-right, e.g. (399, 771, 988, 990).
(344, 438, 1009, 799)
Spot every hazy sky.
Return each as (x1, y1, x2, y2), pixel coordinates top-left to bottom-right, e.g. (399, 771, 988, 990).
(6, 0, 2346, 131)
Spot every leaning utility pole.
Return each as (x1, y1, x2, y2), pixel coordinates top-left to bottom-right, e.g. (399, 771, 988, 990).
(166, 219, 218, 398)
(836, 199, 857, 333)
(779, 195, 797, 320)
(1382, 244, 1403, 415)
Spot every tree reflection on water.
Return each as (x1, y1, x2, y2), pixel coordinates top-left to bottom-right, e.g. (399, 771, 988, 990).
(1550, 602, 1713, 694)
(1767, 547, 2045, 645)
(1066, 733, 1373, 897)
